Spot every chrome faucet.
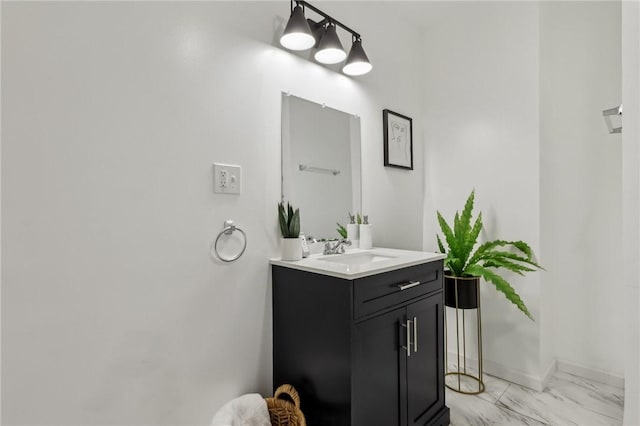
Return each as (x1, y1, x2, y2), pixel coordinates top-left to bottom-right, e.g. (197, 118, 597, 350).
(324, 239, 352, 255)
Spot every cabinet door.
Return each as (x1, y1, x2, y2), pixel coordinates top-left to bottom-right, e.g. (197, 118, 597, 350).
(353, 307, 406, 426)
(405, 294, 445, 426)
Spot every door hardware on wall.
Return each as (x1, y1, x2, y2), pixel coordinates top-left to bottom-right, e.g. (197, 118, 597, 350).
(603, 104, 622, 134)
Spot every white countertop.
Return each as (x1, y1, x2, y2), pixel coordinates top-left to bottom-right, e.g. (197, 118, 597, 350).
(270, 247, 445, 279)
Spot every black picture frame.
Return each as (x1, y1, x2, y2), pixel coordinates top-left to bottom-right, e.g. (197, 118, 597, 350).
(383, 109, 413, 170)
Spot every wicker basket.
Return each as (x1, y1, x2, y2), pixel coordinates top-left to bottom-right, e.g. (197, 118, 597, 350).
(264, 384, 306, 426)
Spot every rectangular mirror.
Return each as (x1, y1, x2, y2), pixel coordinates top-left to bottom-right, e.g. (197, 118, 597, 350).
(281, 93, 361, 241)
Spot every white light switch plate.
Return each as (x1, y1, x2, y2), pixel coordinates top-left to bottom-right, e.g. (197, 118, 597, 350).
(214, 163, 241, 194)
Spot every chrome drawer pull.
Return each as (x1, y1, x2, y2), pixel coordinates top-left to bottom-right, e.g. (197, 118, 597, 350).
(397, 280, 421, 291)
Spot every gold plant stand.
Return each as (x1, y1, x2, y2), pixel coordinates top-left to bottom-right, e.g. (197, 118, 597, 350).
(444, 275, 485, 395)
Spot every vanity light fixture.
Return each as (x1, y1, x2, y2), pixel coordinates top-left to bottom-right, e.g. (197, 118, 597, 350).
(342, 37, 373, 76)
(280, 0, 372, 75)
(280, 3, 315, 50)
(314, 23, 346, 64)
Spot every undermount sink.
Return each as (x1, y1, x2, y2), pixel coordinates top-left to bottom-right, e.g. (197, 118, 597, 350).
(321, 252, 396, 266)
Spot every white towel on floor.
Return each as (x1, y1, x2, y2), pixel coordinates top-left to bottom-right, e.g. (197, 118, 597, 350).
(210, 393, 271, 426)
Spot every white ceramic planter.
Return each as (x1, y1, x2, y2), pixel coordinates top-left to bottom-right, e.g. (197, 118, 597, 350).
(281, 237, 302, 261)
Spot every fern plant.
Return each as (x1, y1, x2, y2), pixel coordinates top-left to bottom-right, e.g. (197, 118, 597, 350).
(436, 190, 543, 320)
(278, 202, 300, 238)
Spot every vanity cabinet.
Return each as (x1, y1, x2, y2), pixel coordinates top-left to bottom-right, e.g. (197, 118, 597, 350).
(272, 259, 449, 426)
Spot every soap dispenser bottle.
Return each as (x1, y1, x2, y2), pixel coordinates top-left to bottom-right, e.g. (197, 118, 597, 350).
(359, 215, 372, 249)
(346, 213, 359, 248)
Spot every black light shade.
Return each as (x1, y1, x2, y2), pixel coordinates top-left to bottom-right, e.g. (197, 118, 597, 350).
(279, 0, 372, 76)
(314, 23, 346, 64)
(280, 4, 315, 51)
(342, 39, 372, 76)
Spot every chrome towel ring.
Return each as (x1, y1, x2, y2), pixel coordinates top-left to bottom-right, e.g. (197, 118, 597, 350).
(212, 220, 247, 262)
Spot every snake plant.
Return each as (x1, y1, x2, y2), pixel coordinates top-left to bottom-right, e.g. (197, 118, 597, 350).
(278, 202, 300, 238)
(336, 223, 348, 239)
(436, 190, 543, 321)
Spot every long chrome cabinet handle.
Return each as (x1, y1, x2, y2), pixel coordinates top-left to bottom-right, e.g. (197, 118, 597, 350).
(413, 316, 418, 353)
(401, 320, 412, 357)
(397, 280, 421, 291)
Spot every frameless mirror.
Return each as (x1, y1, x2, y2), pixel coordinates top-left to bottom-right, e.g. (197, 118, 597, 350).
(281, 93, 361, 242)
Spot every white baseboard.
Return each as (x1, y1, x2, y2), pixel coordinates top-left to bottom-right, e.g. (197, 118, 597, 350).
(541, 358, 558, 389)
(447, 353, 624, 391)
(556, 359, 625, 389)
(447, 351, 547, 391)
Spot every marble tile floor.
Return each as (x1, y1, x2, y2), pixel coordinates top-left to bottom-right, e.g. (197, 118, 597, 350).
(445, 368, 624, 425)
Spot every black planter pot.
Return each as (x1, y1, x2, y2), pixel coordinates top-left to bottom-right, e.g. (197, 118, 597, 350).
(444, 274, 480, 309)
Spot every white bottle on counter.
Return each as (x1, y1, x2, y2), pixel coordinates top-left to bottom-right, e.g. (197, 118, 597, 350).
(359, 215, 372, 249)
(346, 213, 359, 248)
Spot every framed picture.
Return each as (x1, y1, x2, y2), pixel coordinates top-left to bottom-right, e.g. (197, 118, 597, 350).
(383, 109, 413, 170)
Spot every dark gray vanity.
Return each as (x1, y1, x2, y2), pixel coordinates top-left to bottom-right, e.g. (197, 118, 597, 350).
(271, 249, 450, 426)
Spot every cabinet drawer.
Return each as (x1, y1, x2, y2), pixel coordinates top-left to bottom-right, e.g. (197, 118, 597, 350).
(354, 261, 442, 319)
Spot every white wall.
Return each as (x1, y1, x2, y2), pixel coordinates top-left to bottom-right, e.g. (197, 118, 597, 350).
(422, 2, 543, 385)
(1, 2, 425, 425)
(422, 1, 624, 389)
(540, 1, 623, 379)
(622, 0, 640, 423)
